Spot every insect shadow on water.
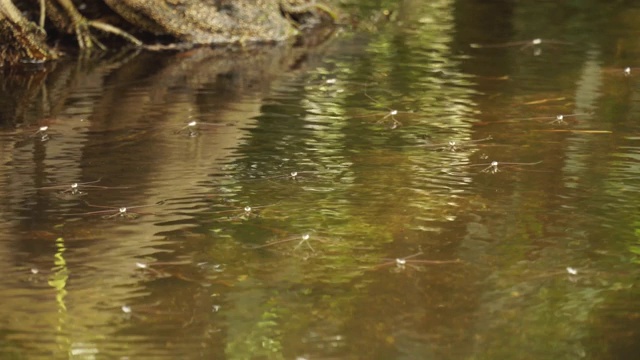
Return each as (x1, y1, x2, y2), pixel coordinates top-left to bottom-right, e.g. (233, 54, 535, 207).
(443, 160, 543, 175)
(470, 38, 571, 55)
(351, 85, 418, 129)
(367, 251, 462, 273)
(37, 178, 130, 197)
(245, 232, 332, 253)
(175, 120, 226, 137)
(67, 200, 165, 219)
(419, 135, 493, 152)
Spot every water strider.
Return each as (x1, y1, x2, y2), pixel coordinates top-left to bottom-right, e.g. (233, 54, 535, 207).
(443, 160, 543, 175)
(470, 38, 571, 50)
(246, 232, 332, 253)
(265, 170, 320, 182)
(519, 113, 590, 125)
(175, 120, 225, 137)
(601, 66, 640, 77)
(32, 126, 50, 141)
(481, 113, 592, 126)
(419, 135, 493, 152)
(37, 178, 129, 196)
(370, 251, 462, 272)
(206, 203, 277, 221)
(351, 86, 419, 129)
(476, 160, 543, 174)
(67, 201, 164, 219)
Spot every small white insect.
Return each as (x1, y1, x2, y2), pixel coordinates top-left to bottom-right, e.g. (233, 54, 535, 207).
(547, 115, 567, 125)
(481, 161, 500, 174)
(566, 267, 578, 275)
(32, 126, 50, 141)
(294, 233, 314, 252)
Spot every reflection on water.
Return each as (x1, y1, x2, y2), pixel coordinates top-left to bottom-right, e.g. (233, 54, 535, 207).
(2, 1, 640, 359)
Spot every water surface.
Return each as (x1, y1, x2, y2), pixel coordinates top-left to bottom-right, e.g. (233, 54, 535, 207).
(1, 1, 640, 359)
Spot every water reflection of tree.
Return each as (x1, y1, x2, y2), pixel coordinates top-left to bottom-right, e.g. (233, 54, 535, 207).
(212, 1, 488, 358)
(0, 43, 342, 357)
(453, 0, 640, 358)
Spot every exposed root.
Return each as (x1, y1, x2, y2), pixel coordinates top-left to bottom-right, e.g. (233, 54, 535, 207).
(54, 0, 142, 51)
(87, 20, 143, 47)
(0, 0, 60, 63)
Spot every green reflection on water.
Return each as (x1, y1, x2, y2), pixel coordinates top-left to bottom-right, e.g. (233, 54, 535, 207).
(49, 237, 70, 355)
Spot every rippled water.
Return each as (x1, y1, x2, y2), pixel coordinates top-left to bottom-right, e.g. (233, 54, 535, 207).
(2, 1, 640, 359)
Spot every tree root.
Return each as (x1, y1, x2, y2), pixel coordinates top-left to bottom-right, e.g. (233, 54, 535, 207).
(84, 20, 143, 49)
(1, 0, 339, 65)
(0, 0, 60, 63)
(51, 0, 142, 51)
